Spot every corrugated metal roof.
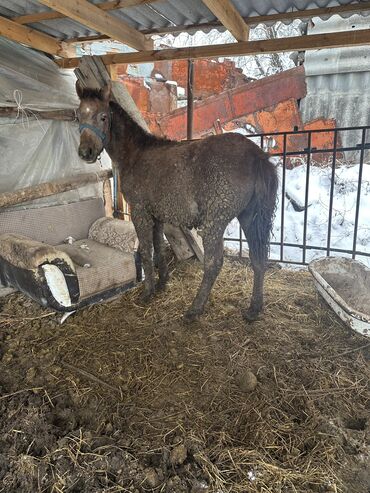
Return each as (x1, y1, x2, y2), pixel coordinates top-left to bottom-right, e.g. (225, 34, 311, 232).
(0, 0, 369, 42)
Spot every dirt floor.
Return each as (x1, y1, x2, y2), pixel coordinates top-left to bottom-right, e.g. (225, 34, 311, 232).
(0, 258, 369, 493)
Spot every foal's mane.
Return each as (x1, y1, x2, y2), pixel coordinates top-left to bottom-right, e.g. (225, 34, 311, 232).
(110, 101, 172, 148)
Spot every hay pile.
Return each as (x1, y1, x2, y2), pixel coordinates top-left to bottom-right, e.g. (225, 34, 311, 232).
(0, 258, 369, 493)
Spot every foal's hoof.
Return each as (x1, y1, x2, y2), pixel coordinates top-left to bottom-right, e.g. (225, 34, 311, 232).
(183, 309, 200, 324)
(155, 280, 168, 293)
(241, 308, 261, 322)
(140, 290, 155, 304)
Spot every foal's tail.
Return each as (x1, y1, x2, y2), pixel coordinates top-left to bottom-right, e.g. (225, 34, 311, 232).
(246, 155, 278, 264)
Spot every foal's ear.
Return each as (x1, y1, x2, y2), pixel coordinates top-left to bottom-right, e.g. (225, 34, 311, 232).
(75, 80, 84, 99)
(101, 81, 112, 103)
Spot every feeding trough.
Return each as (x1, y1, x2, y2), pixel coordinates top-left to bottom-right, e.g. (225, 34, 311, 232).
(309, 257, 370, 337)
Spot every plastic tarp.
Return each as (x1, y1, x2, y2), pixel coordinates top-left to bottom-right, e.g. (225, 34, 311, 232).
(0, 38, 110, 210)
(0, 38, 78, 111)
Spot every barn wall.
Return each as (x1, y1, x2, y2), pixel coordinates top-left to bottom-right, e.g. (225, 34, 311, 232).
(300, 14, 370, 154)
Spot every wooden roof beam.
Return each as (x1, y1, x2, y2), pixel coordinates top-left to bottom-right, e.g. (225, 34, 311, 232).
(0, 14, 68, 56)
(12, 0, 158, 26)
(202, 0, 249, 41)
(58, 28, 370, 68)
(38, 0, 153, 51)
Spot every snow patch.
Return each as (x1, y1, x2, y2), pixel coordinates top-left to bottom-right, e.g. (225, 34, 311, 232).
(225, 161, 370, 267)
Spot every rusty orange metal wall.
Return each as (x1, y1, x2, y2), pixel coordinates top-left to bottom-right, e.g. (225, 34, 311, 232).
(154, 59, 250, 98)
(157, 66, 306, 140)
(122, 78, 177, 115)
(223, 99, 303, 152)
(122, 79, 150, 113)
(160, 67, 306, 139)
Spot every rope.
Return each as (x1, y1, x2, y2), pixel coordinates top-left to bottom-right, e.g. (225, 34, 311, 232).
(13, 89, 47, 134)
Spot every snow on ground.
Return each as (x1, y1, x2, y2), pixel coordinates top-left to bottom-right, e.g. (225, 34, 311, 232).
(224, 160, 370, 267)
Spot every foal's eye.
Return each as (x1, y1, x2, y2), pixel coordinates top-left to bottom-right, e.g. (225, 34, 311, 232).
(100, 113, 107, 122)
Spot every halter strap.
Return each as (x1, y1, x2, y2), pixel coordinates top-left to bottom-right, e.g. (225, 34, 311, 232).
(79, 123, 108, 146)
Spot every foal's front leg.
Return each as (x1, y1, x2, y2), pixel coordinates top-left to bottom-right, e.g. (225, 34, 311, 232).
(131, 207, 155, 302)
(153, 219, 169, 291)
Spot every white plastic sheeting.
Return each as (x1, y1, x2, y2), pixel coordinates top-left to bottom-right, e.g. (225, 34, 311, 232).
(0, 39, 110, 209)
(0, 38, 77, 111)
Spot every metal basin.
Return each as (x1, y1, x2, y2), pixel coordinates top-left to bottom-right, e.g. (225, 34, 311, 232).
(309, 256, 370, 337)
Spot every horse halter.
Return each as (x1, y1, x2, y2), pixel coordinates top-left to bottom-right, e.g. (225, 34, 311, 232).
(78, 112, 111, 147)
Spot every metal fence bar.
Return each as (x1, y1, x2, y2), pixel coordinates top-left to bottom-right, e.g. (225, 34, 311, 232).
(326, 129, 338, 256)
(260, 144, 370, 157)
(239, 221, 243, 258)
(302, 132, 312, 264)
(352, 128, 367, 259)
(280, 134, 287, 262)
(252, 124, 370, 137)
(224, 237, 370, 259)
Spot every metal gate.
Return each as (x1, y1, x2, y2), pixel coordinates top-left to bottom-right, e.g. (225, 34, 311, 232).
(224, 126, 370, 266)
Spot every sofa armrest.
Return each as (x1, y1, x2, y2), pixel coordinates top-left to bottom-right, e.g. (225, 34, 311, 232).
(0, 233, 79, 310)
(88, 217, 138, 254)
(0, 233, 75, 271)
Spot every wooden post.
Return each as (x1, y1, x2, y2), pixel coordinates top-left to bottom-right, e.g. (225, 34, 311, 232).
(103, 179, 113, 217)
(108, 62, 131, 220)
(187, 59, 194, 140)
(0, 170, 112, 209)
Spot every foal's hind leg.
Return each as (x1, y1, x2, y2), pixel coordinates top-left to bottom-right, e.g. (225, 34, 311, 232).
(131, 206, 155, 302)
(153, 219, 169, 291)
(238, 208, 267, 321)
(184, 226, 225, 323)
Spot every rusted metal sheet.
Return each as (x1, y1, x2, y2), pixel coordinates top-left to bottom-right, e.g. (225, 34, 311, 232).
(158, 66, 306, 140)
(154, 58, 251, 98)
(303, 118, 338, 163)
(122, 78, 150, 113)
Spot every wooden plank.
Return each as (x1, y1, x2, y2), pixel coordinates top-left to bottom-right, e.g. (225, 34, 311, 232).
(0, 108, 75, 121)
(0, 15, 68, 57)
(103, 179, 113, 217)
(13, 0, 159, 25)
(0, 170, 112, 209)
(180, 227, 204, 263)
(38, 0, 152, 51)
(202, 0, 249, 41)
(59, 28, 370, 68)
(163, 224, 194, 261)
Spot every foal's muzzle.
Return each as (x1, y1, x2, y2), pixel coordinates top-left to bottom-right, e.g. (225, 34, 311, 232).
(78, 145, 97, 163)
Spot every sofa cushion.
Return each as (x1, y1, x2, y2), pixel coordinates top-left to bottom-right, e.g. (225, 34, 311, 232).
(57, 239, 136, 299)
(88, 217, 138, 253)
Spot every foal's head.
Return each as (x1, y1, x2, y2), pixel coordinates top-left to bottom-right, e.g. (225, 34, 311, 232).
(76, 81, 111, 163)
